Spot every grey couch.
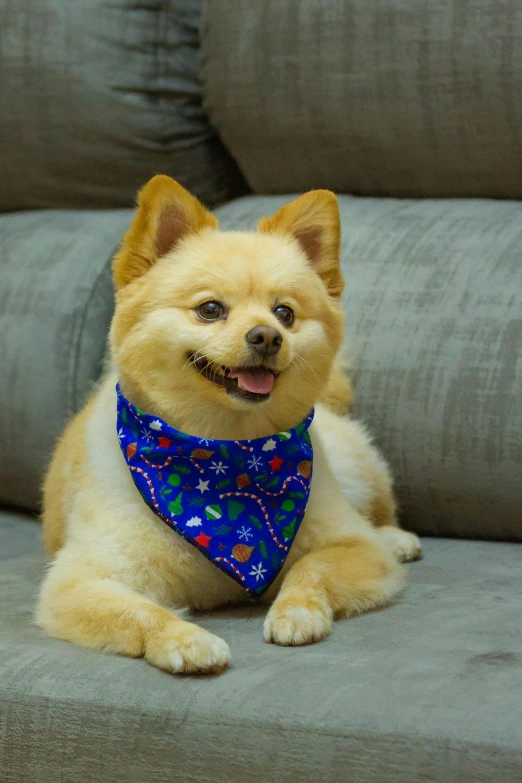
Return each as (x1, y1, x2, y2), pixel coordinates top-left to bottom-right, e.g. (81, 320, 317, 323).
(1, 2, 521, 782)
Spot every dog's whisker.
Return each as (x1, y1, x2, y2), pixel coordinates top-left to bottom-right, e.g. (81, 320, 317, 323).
(182, 350, 214, 373)
(294, 352, 319, 382)
(293, 355, 306, 381)
(181, 356, 195, 372)
(293, 358, 303, 380)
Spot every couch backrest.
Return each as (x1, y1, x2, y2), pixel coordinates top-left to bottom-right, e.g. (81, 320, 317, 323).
(0, 0, 247, 211)
(203, 0, 522, 198)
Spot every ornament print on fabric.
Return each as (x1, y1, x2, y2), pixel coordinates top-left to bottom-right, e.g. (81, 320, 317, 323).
(116, 385, 314, 596)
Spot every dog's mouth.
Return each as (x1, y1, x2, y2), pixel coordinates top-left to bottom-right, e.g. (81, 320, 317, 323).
(190, 353, 279, 403)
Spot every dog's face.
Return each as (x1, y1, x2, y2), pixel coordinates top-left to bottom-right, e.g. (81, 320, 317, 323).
(111, 176, 344, 437)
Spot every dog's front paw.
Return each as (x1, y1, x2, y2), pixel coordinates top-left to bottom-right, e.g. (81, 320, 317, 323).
(146, 621, 230, 675)
(264, 597, 333, 646)
(378, 525, 423, 563)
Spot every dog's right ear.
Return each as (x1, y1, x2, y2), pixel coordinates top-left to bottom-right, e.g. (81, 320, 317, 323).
(113, 175, 218, 289)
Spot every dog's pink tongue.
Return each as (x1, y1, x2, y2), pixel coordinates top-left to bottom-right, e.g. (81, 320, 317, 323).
(230, 368, 275, 394)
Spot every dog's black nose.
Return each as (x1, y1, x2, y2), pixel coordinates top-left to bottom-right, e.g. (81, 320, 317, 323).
(246, 325, 282, 357)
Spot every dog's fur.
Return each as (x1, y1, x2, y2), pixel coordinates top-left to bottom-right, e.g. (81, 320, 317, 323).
(37, 176, 421, 674)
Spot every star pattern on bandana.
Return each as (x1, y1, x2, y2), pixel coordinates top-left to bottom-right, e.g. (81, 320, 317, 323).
(268, 455, 284, 473)
(194, 532, 212, 548)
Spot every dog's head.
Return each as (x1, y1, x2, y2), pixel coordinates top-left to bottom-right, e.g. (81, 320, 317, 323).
(111, 176, 344, 437)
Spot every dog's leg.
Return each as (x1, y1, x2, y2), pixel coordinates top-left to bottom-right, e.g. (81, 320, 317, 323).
(368, 475, 423, 562)
(376, 525, 423, 563)
(318, 410, 423, 562)
(264, 534, 404, 647)
(37, 558, 230, 674)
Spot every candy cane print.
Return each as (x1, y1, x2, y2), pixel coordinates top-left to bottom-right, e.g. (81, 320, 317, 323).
(219, 491, 288, 551)
(214, 557, 246, 582)
(255, 475, 308, 496)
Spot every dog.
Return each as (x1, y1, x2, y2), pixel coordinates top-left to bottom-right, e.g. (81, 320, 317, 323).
(37, 175, 421, 674)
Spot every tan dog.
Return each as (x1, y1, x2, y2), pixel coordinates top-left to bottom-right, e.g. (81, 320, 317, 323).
(37, 176, 421, 675)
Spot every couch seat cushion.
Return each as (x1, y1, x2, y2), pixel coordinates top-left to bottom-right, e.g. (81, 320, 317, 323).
(1, 513, 521, 783)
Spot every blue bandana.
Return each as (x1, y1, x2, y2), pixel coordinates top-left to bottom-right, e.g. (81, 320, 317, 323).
(116, 385, 314, 596)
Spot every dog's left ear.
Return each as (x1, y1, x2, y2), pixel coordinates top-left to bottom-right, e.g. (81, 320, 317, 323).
(113, 175, 218, 289)
(258, 190, 343, 298)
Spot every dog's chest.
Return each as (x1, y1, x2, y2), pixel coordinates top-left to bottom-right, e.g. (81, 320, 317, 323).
(95, 451, 250, 609)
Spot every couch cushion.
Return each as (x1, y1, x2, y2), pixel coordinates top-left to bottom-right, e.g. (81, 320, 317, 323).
(0, 209, 132, 510)
(0, 0, 247, 211)
(214, 196, 522, 540)
(1, 513, 521, 783)
(203, 0, 522, 198)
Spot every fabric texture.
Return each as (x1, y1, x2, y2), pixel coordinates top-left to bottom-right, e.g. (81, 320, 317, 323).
(214, 195, 522, 541)
(1, 513, 522, 783)
(117, 385, 314, 595)
(0, 0, 247, 211)
(0, 209, 132, 510)
(203, 0, 522, 198)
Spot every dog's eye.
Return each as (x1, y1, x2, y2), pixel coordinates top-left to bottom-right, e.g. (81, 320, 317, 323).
(196, 301, 224, 321)
(274, 305, 295, 328)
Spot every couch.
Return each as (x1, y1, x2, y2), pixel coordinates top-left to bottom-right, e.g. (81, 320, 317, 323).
(1, 2, 521, 782)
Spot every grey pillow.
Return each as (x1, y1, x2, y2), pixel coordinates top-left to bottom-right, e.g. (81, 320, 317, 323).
(203, 0, 522, 198)
(0, 0, 247, 210)
(0, 209, 132, 511)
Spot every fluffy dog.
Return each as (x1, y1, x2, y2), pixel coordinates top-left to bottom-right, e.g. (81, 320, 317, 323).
(38, 176, 421, 674)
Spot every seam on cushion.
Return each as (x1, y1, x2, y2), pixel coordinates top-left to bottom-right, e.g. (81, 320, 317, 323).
(68, 247, 117, 415)
(199, 1, 251, 198)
